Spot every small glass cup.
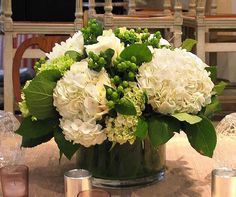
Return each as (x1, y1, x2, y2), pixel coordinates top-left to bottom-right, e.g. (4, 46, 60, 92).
(64, 169, 92, 197)
(78, 189, 111, 197)
(0, 165, 29, 197)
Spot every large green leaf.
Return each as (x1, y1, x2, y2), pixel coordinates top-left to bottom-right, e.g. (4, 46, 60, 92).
(65, 50, 83, 62)
(206, 66, 217, 81)
(183, 115, 217, 157)
(54, 129, 80, 160)
(135, 118, 148, 140)
(21, 133, 53, 148)
(204, 96, 221, 117)
(172, 113, 202, 124)
(181, 39, 197, 52)
(115, 98, 137, 115)
(120, 44, 152, 65)
(148, 116, 180, 147)
(23, 69, 61, 120)
(16, 117, 58, 139)
(213, 81, 227, 95)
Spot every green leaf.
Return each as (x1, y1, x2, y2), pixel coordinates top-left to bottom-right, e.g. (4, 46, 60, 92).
(16, 117, 58, 139)
(104, 48, 115, 61)
(204, 96, 221, 117)
(65, 50, 83, 62)
(115, 98, 137, 115)
(148, 116, 180, 147)
(172, 113, 202, 124)
(23, 69, 61, 120)
(183, 115, 217, 157)
(213, 81, 227, 95)
(54, 129, 80, 160)
(206, 66, 217, 81)
(120, 43, 152, 65)
(21, 133, 53, 148)
(181, 39, 197, 52)
(135, 118, 148, 140)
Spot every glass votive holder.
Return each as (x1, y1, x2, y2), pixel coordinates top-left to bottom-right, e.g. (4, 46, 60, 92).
(78, 189, 111, 197)
(211, 168, 236, 197)
(64, 169, 92, 197)
(0, 165, 29, 197)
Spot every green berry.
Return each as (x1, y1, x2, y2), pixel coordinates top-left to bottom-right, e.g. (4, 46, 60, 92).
(122, 81, 129, 88)
(98, 57, 106, 65)
(111, 92, 119, 100)
(117, 85, 124, 93)
(93, 54, 99, 61)
(131, 56, 137, 63)
(136, 27, 142, 33)
(114, 75, 121, 84)
(130, 63, 137, 72)
(128, 72, 135, 80)
(117, 63, 123, 71)
(107, 88, 113, 96)
(111, 78, 115, 84)
(119, 97, 126, 104)
(144, 28, 148, 33)
(107, 100, 115, 108)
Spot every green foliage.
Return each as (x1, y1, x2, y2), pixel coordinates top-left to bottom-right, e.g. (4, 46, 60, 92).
(115, 98, 137, 115)
(114, 28, 140, 46)
(135, 118, 148, 140)
(23, 69, 61, 120)
(172, 113, 202, 124)
(148, 116, 180, 147)
(16, 117, 58, 139)
(183, 115, 217, 157)
(65, 50, 83, 62)
(213, 81, 227, 95)
(181, 39, 197, 52)
(54, 129, 80, 160)
(21, 133, 54, 148)
(120, 44, 152, 66)
(206, 66, 217, 81)
(204, 96, 221, 117)
(81, 19, 103, 45)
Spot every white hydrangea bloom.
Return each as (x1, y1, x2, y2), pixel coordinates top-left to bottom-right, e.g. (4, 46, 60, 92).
(53, 61, 110, 146)
(60, 118, 106, 147)
(137, 48, 214, 114)
(159, 38, 171, 46)
(46, 31, 84, 60)
(85, 33, 124, 59)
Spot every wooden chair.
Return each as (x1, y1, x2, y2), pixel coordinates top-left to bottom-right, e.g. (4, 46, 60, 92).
(183, 0, 236, 61)
(0, 0, 85, 112)
(87, 0, 183, 47)
(12, 36, 68, 106)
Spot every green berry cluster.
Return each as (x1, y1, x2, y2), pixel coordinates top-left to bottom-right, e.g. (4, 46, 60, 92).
(106, 84, 128, 109)
(146, 31, 161, 48)
(34, 57, 46, 73)
(81, 19, 103, 45)
(88, 50, 113, 72)
(112, 56, 138, 82)
(114, 28, 139, 46)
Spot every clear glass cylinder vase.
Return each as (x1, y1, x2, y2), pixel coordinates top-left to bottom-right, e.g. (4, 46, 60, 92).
(76, 138, 166, 188)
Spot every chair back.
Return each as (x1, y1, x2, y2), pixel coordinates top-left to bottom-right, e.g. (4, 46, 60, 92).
(12, 36, 69, 103)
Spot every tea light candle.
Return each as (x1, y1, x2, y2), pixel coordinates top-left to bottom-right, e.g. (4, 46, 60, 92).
(211, 168, 236, 197)
(64, 169, 92, 197)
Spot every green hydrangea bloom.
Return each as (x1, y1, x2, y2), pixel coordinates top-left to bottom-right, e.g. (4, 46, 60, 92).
(39, 55, 75, 75)
(105, 83, 146, 144)
(19, 80, 31, 117)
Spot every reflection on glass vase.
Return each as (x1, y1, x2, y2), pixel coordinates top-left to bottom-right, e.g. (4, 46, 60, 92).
(76, 138, 166, 188)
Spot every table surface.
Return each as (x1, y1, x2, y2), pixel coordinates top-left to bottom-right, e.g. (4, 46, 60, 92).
(1, 132, 235, 197)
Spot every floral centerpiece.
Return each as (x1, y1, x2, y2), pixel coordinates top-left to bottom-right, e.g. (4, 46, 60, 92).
(16, 19, 225, 187)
